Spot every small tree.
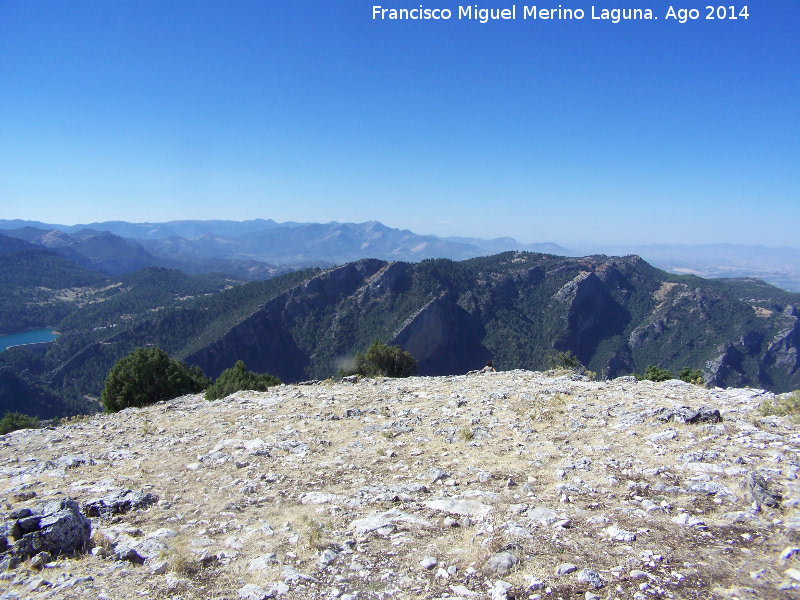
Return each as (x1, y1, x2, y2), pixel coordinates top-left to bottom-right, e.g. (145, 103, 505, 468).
(0, 412, 39, 435)
(101, 347, 209, 412)
(548, 350, 583, 371)
(354, 340, 417, 378)
(641, 365, 674, 382)
(678, 367, 705, 385)
(205, 360, 281, 400)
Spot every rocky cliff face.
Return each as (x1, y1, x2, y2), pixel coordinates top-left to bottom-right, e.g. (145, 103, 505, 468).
(391, 291, 490, 376)
(182, 253, 800, 392)
(1, 372, 800, 599)
(186, 260, 387, 381)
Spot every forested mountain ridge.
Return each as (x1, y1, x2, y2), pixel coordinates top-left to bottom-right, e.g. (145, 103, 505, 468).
(185, 252, 800, 391)
(0, 254, 249, 414)
(2, 250, 799, 419)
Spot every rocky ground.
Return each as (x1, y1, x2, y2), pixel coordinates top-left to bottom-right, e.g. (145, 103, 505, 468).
(1, 370, 800, 600)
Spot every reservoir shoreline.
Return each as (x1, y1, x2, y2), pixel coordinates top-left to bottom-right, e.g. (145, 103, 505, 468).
(0, 328, 60, 352)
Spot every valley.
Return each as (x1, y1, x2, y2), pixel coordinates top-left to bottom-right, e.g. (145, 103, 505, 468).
(1, 242, 798, 420)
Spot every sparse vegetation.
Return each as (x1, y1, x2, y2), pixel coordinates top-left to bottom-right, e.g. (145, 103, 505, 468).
(0, 411, 39, 435)
(678, 367, 705, 385)
(90, 530, 114, 552)
(204, 360, 281, 400)
(302, 516, 329, 551)
(526, 393, 567, 423)
(759, 390, 800, 421)
(351, 340, 417, 378)
(168, 546, 199, 577)
(640, 365, 674, 382)
(459, 428, 475, 441)
(100, 347, 209, 412)
(641, 365, 705, 385)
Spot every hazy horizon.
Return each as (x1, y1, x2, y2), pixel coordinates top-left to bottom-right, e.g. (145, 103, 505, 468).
(2, 2, 798, 247)
(5, 216, 800, 254)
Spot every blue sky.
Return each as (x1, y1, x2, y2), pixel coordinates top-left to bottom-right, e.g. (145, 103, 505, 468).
(1, 1, 798, 246)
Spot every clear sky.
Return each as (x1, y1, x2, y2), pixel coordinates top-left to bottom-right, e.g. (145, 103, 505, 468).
(1, 1, 798, 247)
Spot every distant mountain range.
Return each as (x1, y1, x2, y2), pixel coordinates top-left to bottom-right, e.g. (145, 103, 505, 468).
(1, 219, 797, 291)
(0, 219, 568, 280)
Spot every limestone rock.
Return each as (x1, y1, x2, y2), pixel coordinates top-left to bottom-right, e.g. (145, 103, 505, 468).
(21, 498, 90, 558)
(746, 472, 781, 508)
(1, 371, 797, 598)
(485, 551, 519, 576)
(577, 568, 604, 589)
(83, 489, 159, 518)
(424, 498, 492, 518)
(654, 405, 722, 424)
(239, 583, 272, 600)
(606, 524, 636, 542)
(420, 555, 438, 570)
(350, 508, 429, 537)
(556, 563, 577, 575)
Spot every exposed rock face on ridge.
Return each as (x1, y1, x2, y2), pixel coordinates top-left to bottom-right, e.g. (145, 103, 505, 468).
(186, 259, 386, 382)
(392, 291, 490, 374)
(1, 371, 800, 598)
(9, 252, 798, 416)
(182, 253, 800, 392)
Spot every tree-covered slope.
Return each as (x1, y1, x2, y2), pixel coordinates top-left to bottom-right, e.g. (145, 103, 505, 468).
(0, 248, 106, 334)
(0, 255, 254, 416)
(0, 367, 92, 419)
(3, 251, 799, 420)
(183, 253, 800, 391)
(24, 267, 316, 409)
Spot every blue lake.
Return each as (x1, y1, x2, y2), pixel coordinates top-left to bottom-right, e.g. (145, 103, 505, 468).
(0, 329, 59, 352)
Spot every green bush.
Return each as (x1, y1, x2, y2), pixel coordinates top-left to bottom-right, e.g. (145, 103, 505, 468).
(640, 365, 704, 384)
(0, 412, 39, 435)
(678, 367, 705, 385)
(101, 347, 209, 412)
(641, 365, 674, 382)
(205, 360, 281, 400)
(353, 340, 417, 378)
(548, 350, 582, 370)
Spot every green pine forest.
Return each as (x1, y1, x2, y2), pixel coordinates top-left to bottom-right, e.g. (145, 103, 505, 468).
(1, 247, 799, 419)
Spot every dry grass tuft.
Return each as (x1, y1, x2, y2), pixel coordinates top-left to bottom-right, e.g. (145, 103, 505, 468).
(90, 530, 114, 551)
(759, 390, 800, 421)
(169, 546, 200, 577)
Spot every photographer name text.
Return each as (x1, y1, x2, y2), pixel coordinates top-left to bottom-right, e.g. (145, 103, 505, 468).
(372, 5, 750, 24)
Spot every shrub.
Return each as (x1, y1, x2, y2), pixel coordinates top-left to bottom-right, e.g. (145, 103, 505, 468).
(548, 350, 582, 370)
(640, 365, 674, 382)
(0, 412, 39, 435)
(205, 360, 281, 400)
(100, 347, 209, 412)
(678, 367, 705, 385)
(353, 340, 417, 378)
